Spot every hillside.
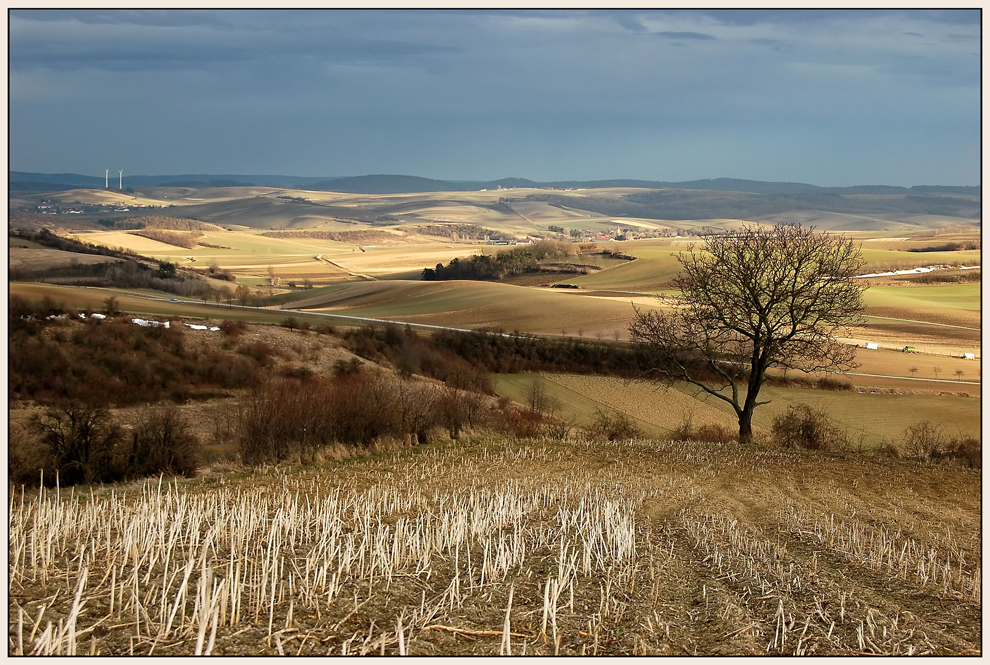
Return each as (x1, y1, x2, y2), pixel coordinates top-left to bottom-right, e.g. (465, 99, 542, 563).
(9, 436, 980, 655)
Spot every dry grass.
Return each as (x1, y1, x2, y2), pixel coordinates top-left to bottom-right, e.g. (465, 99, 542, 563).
(7, 437, 979, 656)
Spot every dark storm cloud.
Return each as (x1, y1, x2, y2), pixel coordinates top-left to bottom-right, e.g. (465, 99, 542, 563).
(654, 31, 716, 41)
(8, 9, 980, 186)
(10, 10, 459, 72)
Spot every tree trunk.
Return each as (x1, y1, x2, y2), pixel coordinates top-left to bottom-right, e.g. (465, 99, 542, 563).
(738, 408, 754, 444)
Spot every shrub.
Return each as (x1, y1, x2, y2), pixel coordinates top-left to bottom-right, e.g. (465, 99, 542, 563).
(902, 420, 948, 462)
(333, 357, 363, 376)
(239, 341, 279, 366)
(29, 401, 125, 486)
(874, 438, 901, 459)
(219, 319, 247, 338)
(902, 421, 980, 467)
(670, 413, 696, 442)
(584, 409, 643, 441)
(127, 404, 200, 478)
(9, 421, 50, 486)
(771, 404, 845, 451)
(238, 377, 302, 465)
(670, 413, 736, 443)
(693, 423, 737, 444)
(493, 406, 547, 439)
(940, 437, 981, 468)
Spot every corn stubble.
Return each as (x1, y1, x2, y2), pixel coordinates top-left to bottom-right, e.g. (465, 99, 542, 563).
(7, 437, 980, 655)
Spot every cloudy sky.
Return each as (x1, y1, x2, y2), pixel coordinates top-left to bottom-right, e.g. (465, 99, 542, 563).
(8, 9, 980, 186)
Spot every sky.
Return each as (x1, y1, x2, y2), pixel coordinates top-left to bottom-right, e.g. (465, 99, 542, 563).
(7, 9, 981, 187)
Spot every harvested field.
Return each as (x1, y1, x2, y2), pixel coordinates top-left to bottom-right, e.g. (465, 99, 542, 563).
(8, 437, 979, 656)
(292, 280, 660, 336)
(8, 248, 119, 271)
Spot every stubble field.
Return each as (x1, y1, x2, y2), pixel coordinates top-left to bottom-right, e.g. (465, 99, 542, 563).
(8, 437, 979, 656)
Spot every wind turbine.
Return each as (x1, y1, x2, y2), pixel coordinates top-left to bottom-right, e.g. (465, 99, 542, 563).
(119, 170, 123, 190)
(105, 169, 109, 189)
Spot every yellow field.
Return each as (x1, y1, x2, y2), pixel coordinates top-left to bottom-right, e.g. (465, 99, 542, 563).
(292, 280, 661, 336)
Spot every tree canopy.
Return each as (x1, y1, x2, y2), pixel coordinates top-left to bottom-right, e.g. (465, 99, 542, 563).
(629, 224, 866, 443)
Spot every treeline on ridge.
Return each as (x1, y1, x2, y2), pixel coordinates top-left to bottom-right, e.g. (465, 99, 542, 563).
(96, 216, 217, 231)
(346, 323, 854, 391)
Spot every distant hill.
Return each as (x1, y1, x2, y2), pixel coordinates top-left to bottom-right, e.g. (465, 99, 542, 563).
(9, 171, 980, 197)
(9, 172, 326, 191)
(305, 175, 473, 194)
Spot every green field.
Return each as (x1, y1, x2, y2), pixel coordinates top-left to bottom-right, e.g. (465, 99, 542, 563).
(496, 373, 980, 447)
(863, 283, 981, 329)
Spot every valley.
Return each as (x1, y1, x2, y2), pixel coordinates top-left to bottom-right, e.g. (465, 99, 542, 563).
(7, 177, 981, 656)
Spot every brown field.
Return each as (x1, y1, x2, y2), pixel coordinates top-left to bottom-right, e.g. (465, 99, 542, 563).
(9, 248, 119, 271)
(8, 437, 979, 656)
(291, 280, 661, 337)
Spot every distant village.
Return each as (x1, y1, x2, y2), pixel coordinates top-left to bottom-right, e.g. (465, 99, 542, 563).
(27, 201, 176, 215)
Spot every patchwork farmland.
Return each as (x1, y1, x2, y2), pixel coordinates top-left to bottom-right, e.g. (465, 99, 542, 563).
(8, 179, 981, 655)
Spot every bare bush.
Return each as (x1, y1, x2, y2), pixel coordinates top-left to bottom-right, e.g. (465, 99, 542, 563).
(584, 409, 643, 441)
(128, 404, 200, 478)
(670, 413, 736, 443)
(29, 401, 125, 486)
(940, 437, 981, 468)
(902, 421, 949, 462)
(8, 421, 49, 486)
(692, 423, 738, 444)
(219, 319, 247, 338)
(771, 404, 845, 451)
(902, 421, 980, 467)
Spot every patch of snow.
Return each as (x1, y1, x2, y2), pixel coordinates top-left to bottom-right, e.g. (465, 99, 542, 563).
(132, 318, 166, 328)
(850, 264, 980, 279)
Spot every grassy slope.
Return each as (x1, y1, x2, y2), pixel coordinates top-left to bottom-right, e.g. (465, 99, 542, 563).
(495, 373, 980, 447)
(863, 283, 981, 328)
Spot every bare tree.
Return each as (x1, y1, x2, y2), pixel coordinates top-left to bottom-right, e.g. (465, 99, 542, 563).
(629, 224, 866, 443)
(235, 284, 252, 306)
